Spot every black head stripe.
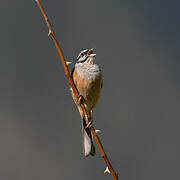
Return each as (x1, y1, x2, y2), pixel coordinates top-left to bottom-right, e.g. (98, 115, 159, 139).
(77, 49, 89, 60)
(77, 55, 89, 64)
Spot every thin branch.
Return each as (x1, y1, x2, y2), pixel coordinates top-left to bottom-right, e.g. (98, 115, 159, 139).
(34, 1, 119, 179)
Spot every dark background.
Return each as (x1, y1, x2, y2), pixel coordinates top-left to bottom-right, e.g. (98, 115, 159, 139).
(1, 0, 179, 180)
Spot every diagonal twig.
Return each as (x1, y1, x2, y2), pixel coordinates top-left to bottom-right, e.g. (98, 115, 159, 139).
(34, 1, 119, 179)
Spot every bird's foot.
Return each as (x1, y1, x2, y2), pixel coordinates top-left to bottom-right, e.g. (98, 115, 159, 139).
(78, 94, 84, 104)
(85, 116, 93, 129)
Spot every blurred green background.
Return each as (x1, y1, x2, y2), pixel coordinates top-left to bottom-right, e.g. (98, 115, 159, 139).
(0, 0, 179, 180)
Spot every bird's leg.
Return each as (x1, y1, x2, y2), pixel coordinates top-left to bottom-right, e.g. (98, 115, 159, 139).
(85, 110, 93, 129)
(85, 118, 93, 129)
(78, 94, 84, 104)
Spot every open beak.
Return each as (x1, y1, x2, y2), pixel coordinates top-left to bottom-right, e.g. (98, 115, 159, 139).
(89, 53, 96, 57)
(88, 48, 94, 55)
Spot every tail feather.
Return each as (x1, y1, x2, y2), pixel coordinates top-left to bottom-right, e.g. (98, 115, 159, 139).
(82, 117, 95, 157)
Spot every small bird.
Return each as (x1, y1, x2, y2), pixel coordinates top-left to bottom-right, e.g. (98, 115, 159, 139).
(71, 48, 102, 157)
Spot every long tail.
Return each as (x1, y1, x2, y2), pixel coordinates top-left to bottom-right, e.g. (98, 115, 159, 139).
(82, 117, 95, 157)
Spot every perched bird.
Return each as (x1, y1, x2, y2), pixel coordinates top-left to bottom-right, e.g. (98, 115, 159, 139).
(71, 48, 102, 157)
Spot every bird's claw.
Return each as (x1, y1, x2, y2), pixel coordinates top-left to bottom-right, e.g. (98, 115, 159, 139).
(85, 117, 93, 129)
(78, 94, 84, 104)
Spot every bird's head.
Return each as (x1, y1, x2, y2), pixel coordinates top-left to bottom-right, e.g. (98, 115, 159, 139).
(76, 48, 96, 64)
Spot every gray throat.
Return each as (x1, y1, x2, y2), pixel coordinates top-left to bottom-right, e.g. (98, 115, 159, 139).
(75, 63, 101, 79)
